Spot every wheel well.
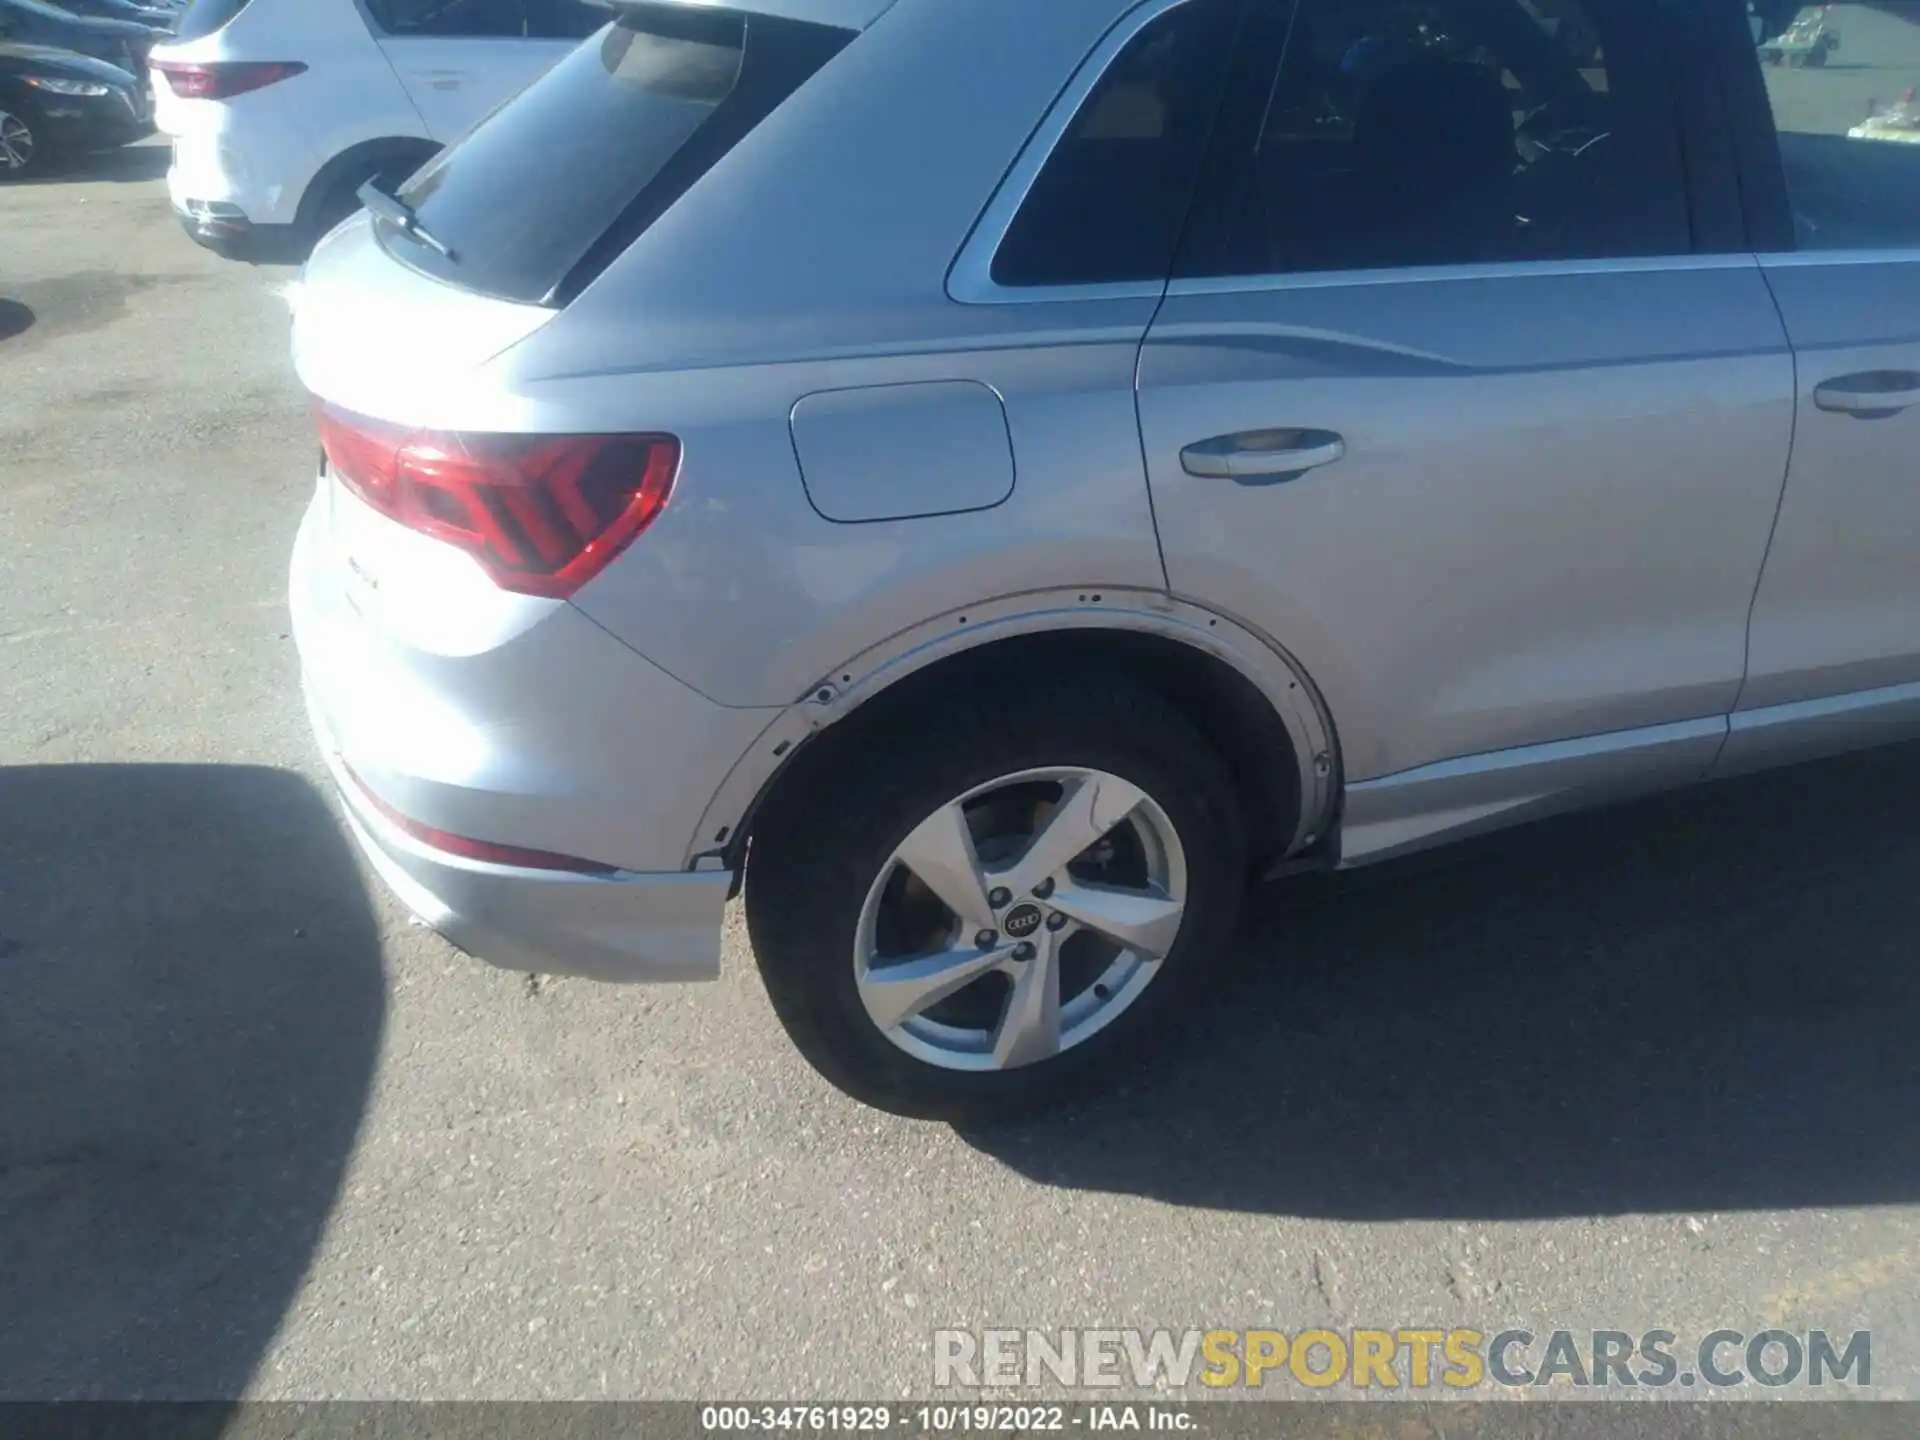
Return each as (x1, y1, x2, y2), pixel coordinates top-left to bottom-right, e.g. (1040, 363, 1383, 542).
(296, 137, 441, 233)
(739, 629, 1306, 880)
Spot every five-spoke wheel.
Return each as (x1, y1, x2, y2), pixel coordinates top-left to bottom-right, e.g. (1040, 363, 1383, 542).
(747, 680, 1247, 1118)
(855, 767, 1188, 1073)
(0, 110, 40, 179)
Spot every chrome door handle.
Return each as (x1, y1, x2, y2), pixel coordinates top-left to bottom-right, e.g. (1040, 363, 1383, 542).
(1180, 428, 1346, 482)
(1813, 371, 1920, 419)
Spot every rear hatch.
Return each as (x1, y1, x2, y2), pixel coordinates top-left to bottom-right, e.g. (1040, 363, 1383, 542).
(295, 0, 863, 423)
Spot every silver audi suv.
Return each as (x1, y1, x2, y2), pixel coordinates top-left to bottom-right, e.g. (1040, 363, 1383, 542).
(291, 0, 1920, 1114)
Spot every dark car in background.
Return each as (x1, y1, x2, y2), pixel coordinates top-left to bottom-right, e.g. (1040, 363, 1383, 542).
(0, 40, 150, 175)
(61, 0, 179, 24)
(0, 0, 164, 72)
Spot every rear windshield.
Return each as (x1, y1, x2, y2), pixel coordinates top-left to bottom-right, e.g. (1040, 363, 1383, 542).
(171, 0, 255, 42)
(374, 3, 853, 306)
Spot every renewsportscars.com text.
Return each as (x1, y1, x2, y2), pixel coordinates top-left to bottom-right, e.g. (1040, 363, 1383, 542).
(933, 1327, 1872, 1391)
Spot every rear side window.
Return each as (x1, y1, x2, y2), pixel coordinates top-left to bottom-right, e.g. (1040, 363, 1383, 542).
(1183, 0, 1695, 277)
(374, 4, 852, 305)
(1749, 1, 1920, 249)
(991, 0, 1242, 288)
(526, 0, 610, 40)
(170, 0, 255, 43)
(371, 0, 527, 38)
(369, 0, 602, 38)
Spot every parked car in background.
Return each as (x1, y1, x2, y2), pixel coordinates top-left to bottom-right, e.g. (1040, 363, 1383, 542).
(1850, 88, 1920, 143)
(1759, 3, 1840, 62)
(291, 0, 1920, 1117)
(61, 0, 180, 26)
(0, 0, 163, 71)
(152, 0, 605, 259)
(0, 40, 150, 176)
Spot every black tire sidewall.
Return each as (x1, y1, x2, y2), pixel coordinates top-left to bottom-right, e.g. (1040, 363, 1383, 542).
(747, 683, 1248, 1119)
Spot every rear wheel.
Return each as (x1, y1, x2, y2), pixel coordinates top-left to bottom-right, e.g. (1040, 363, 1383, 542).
(746, 681, 1247, 1118)
(0, 107, 46, 180)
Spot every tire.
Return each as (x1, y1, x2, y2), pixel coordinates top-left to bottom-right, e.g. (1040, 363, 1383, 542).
(746, 679, 1248, 1119)
(0, 105, 47, 181)
(1803, 46, 1826, 66)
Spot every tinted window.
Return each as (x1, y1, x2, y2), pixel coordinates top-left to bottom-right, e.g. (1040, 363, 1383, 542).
(1187, 0, 1693, 276)
(1753, 2, 1920, 249)
(375, 6, 850, 305)
(991, 0, 1240, 288)
(372, 0, 526, 38)
(525, 0, 607, 40)
(170, 0, 254, 42)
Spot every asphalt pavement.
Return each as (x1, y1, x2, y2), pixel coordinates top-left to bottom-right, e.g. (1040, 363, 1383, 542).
(0, 133, 1916, 1405)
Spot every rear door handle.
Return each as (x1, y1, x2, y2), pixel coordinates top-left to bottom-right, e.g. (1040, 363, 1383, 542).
(1813, 371, 1920, 419)
(1180, 428, 1346, 482)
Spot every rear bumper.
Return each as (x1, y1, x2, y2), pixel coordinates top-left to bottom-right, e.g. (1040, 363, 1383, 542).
(165, 129, 305, 229)
(313, 696, 733, 983)
(172, 199, 300, 261)
(289, 482, 777, 984)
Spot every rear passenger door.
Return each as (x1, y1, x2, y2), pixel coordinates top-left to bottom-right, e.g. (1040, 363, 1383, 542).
(369, 0, 600, 141)
(1721, 0, 1920, 765)
(1134, 0, 1798, 859)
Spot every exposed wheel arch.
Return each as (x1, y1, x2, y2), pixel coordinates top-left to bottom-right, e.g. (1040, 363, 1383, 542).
(691, 590, 1340, 883)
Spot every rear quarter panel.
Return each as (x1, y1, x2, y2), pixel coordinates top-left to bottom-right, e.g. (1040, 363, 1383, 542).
(489, 0, 1175, 708)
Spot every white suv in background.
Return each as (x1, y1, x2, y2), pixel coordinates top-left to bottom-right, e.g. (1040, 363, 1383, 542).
(152, 0, 604, 258)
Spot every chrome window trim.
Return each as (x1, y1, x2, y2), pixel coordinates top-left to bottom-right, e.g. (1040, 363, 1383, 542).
(947, 0, 1805, 306)
(947, 0, 1192, 308)
(1756, 247, 1920, 268)
(1164, 253, 1763, 297)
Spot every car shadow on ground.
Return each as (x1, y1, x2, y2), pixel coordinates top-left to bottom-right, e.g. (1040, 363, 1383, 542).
(0, 765, 384, 1404)
(957, 743, 1920, 1220)
(0, 298, 32, 341)
(24, 143, 172, 186)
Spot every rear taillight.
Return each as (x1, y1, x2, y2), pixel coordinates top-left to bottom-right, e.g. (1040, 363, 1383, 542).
(153, 60, 307, 100)
(316, 403, 679, 600)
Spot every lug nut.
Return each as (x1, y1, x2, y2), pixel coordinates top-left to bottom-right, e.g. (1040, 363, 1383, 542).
(975, 930, 998, 950)
(1032, 877, 1055, 900)
(1011, 942, 1037, 963)
(1046, 911, 1069, 932)
(988, 886, 1012, 910)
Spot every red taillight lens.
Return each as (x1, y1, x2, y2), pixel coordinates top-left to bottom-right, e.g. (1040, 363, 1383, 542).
(316, 403, 680, 600)
(154, 60, 308, 100)
(342, 764, 618, 875)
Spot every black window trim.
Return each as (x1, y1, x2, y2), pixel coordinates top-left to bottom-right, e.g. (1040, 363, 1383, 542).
(947, 0, 1235, 307)
(1699, 0, 1800, 252)
(1168, 0, 1749, 293)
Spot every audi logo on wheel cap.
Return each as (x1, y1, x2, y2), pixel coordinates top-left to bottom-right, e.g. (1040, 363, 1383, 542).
(1002, 903, 1045, 939)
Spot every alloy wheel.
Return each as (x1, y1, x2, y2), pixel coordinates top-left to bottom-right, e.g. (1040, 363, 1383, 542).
(853, 767, 1189, 1073)
(0, 112, 34, 173)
